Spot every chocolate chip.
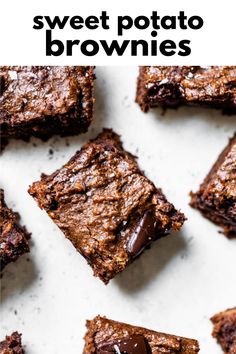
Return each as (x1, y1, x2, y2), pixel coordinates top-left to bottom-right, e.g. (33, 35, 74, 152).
(97, 335, 150, 354)
(127, 211, 159, 258)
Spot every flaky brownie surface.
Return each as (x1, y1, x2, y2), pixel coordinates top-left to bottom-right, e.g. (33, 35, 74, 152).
(211, 308, 236, 353)
(0, 189, 30, 270)
(136, 66, 236, 112)
(0, 332, 24, 354)
(190, 134, 236, 238)
(83, 316, 200, 354)
(29, 129, 185, 283)
(0, 66, 95, 142)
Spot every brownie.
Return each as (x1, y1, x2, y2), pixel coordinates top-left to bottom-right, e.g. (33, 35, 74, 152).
(83, 316, 200, 354)
(0, 189, 30, 270)
(136, 66, 236, 112)
(0, 66, 95, 146)
(190, 134, 236, 238)
(28, 129, 185, 283)
(0, 332, 24, 354)
(211, 308, 236, 353)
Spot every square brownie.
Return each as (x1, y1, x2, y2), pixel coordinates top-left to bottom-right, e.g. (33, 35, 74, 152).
(211, 308, 236, 353)
(0, 189, 30, 270)
(0, 66, 95, 146)
(28, 129, 185, 283)
(190, 134, 236, 238)
(0, 332, 24, 354)
(83, 316, 200, 353)
(136, 66, 236, 112)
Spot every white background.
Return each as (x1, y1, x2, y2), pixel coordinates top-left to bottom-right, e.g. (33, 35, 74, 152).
(1, 66, 236, 353)
(0, 0, 236, 64)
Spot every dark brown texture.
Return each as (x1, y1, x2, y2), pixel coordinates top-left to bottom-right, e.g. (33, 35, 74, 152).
(190, 134, 236, 238)
(211, 308, 236, 353)
(0, 66, 95, 146)
(28, 129, 185, 283)
(83, 316, 200, 354)
(0, 332, 24, 354)
(136, 66, 236, 112)
(0, 189, 30, 270)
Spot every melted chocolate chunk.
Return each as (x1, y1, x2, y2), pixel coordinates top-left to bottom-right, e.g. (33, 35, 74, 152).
(127, 211, 159, 258)
(97, 335, 150, 354)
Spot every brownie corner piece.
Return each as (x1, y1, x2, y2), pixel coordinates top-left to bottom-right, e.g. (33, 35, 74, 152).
(211, 307, 236, 353)
(0, 332, 24, 353)
(0, 66, 95, 144)
(136, 66, 236, 112)
(0, 189, 30, 270)
(28, 129, 185, 283)
(83, 316, 200, 354)
(190, 133, 236, 238)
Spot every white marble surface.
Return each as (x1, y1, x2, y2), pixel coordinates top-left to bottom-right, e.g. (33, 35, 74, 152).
(1, 66, 236, 353)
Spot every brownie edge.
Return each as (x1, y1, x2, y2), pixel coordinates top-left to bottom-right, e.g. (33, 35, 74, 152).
(0, 332, 24, 353)
(211, 308, 236, 353)
(190, 134, 236, 238)
(136, 66, 236, 113)
(0, 189, 30, 270)
(28, 129, 185, 283)
(83, 316, 200, 354)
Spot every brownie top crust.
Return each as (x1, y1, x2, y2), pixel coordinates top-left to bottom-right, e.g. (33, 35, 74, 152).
(0, 189, 30, 270)
(211, 308, 236, 353)
(29, 129, 185, 283)
(190, 134, 236, 237)
(0, 332, 24, 354)
(83, 316, 200, 354)
(136, 66, 236, 112)
(0, 66, 94, 125)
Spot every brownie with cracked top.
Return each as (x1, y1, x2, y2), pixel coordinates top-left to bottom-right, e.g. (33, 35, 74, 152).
(190, 134, 236, 238)
(0, 66, 95, 147)
(0, 332, 24, 354)
(136, 66, 236, 112)
(28, 129, 185, 283)
(211, 308, 236, 353)
(83, 316, 200, 354)
(0, 189, 30, 270)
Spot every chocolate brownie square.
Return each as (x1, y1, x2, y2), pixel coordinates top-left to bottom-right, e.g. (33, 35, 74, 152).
(211, 308, 236, 353)
(0, 332, 24, 354)
(0, 66, 95, 146)
(190, 134, 236, 238)
(83, 316, 200, 353)
(136, 66, 236, 112)
(28, 129, 185, 283)
(0, 189, 30, 270)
